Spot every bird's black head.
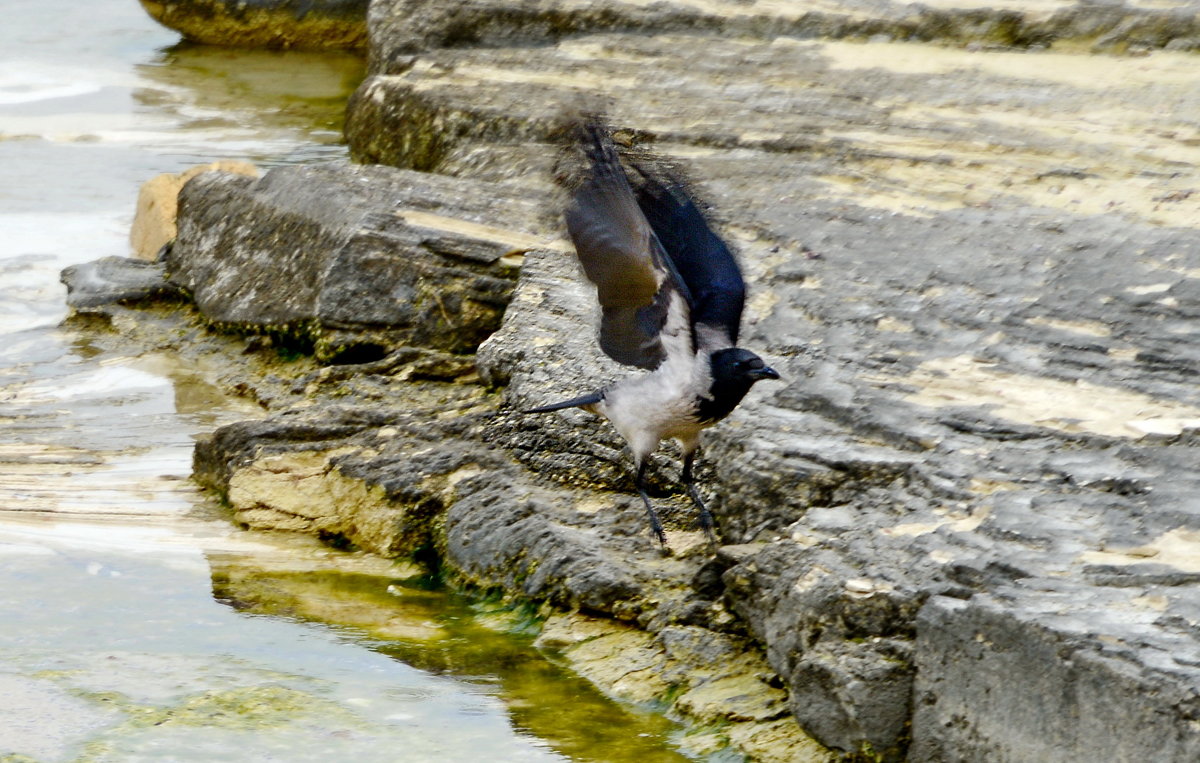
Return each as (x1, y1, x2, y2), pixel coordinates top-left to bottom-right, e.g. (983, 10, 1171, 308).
(697, 348, 781, 424)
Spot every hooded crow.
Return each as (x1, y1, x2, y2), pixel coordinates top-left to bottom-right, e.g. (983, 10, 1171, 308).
(525, 122, 780, 545)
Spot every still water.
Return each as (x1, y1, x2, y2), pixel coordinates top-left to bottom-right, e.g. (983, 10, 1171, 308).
(0, 2, 690, 760)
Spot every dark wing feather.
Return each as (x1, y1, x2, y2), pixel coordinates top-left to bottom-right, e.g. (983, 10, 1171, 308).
(632, 167, 745, 349)
(565, 124, 690, 369)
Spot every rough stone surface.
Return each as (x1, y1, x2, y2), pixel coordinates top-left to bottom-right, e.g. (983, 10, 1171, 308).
(475, 133, 1200, 759)
(139, 0, 369, 51)
(130, 160, 259, 262)
(61, 256, 185, 309)
(342, 7, 1200, 758)
(164, 145, 1200, 759)
(168, 162, 559, 360)
(189, 381, 827, 758)
(911, 593, 1200, 762)
(346, 32, 1200, 229)
(365, 0, 1200, 73)
(537, 614, 833, 761)
(193, 394, 705, 621)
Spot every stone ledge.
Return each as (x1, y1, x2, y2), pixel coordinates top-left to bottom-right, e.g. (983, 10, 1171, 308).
(168, 162, 558, 360)
(366, 0, 1200, 72)
(139, 0, 369, 51)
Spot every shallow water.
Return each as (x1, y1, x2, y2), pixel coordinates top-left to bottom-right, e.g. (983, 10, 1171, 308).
(0, 3, 691, 760)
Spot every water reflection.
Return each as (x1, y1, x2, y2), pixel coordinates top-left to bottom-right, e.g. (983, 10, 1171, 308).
(207, 559, 692, 763)
(132, 42, 364, 165)
(0, 530, 565, 762)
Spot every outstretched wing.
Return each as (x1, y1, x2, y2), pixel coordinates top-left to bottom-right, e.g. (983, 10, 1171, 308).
(564, 124, 692, 370)
(631, 165, 745, 353)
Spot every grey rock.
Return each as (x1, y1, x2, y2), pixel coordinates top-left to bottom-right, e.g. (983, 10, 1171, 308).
(61, 256, 184, 309)
(364, 0, 1200, 71)
(138, 0, 369, 51)
(443, 474, 649, 615)
(404, 32, 1200, 756)
(912, 593, 1200, 762)
(789, 638, 914, 759)
(192, 390, 699, 620)
(168, 162, 557, 360)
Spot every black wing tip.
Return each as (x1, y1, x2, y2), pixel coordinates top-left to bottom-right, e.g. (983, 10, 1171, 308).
(522, 390, 604, 414)
(553, 113, 649, 185)
(626, 159, 746, 346)
(553, 114, 613, 194)
(629, 159, 718, 229)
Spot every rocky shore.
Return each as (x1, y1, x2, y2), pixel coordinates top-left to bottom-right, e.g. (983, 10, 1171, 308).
(139, 0, 369, 50)
(68, 0, 1200, 759)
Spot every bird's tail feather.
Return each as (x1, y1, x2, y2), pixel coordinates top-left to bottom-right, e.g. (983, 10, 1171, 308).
(522, 391, 604, 414)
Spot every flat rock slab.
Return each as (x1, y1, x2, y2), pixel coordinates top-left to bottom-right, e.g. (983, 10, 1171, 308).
(168, 162, 560, 360)
(61, 256, 185, 309)
(347, 34, 1200, 229)
(913, 592, 1200, 761)
(138, 146, 1200, 757)
(367, 0, 1200, 69)
(122, 4, 1200, 757)
(191, 390, 827, 760)
(485, 191, 1200, 756)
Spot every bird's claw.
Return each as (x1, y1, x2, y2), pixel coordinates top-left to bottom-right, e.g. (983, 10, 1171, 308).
(688, 484, 719, 547)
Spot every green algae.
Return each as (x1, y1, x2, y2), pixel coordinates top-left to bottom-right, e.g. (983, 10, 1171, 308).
(70, 685, 363, 762)
(207, 563, 697, 763)
(71, 685, 352, 732)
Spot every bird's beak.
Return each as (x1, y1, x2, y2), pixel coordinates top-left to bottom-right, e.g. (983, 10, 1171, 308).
(750, 366, 781, 381)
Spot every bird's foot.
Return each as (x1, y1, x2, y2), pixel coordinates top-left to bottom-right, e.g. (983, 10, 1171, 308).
(687, 484, 718, 547)
(637, 490, 669, 548)
(647, 510, 669, 548)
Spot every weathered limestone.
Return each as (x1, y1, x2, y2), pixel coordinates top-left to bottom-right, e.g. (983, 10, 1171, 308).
(366, 0, 1200, 72)
(158, 141, 1200, 758)
(168, 162, 559, 360)
(912, 594, 1200, 761)
(130, 160, 259, 262)
(344, 11, 1200, 757)
(346, 33, 1200, 228)
(480, 144, 1200, 758)
(139, 0, 369, 51)
(194, 392, 703, 621)
(537, 614, 834, 762)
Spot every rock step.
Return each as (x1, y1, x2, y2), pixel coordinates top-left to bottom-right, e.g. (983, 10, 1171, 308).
(346, 34, 1200, 231)
(392, 35, 1200, 756)
(112, 2, 1200, 755)
(168, 162, 561, 361)
(102, 137, 1200, 759)
(191, 397, 831, 761)
(368, 0, 1200, 69)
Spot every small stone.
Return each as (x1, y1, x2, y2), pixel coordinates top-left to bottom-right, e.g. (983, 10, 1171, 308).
(130, 160, 258, 261)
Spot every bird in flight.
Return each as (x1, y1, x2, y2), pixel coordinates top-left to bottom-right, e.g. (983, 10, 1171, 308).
(524, 121, 780, 546)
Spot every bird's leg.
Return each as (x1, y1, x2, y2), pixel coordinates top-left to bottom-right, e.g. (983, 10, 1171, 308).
(635, 461, 668, 546)
(682, 450, 716, 544)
